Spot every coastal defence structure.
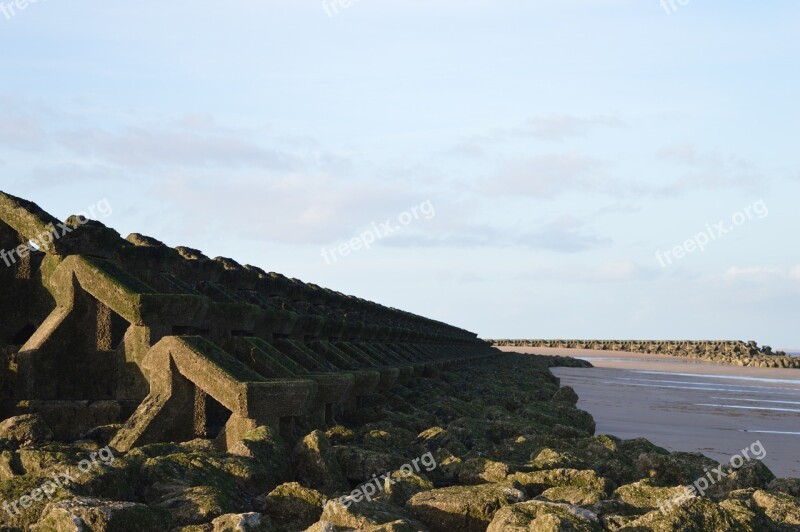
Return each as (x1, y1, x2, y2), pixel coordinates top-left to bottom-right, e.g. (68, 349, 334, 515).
(0, 192, 495, 452)
(489, 339, 800, 369)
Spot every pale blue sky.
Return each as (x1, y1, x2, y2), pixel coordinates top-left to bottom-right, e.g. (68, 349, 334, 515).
(2, 1, 799, 348)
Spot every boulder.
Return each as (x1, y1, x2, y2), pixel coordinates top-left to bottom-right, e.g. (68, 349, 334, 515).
(415, 427, 452, 453)
(551, 386, 579, 404)
(529, 447, 584, 470)
(333, 446, 404, 484)
(155, 485, 240, 526)
(0, 414, 53, 447)
(707, 460, 775, 499)
(619, 497, 743, 530)
(457, 458, 510, 485)
(634, 451, 719, 486)
(318, 497, 423, 530)
(425, 449, 462, 487)
(263, 482, 324, 531)
(487, 500, 601, 532)
(32, 497, 170, 531)
(229, 425, 291, 488)
(752, 489, 800, 527)
(292, 431, 348, 496)
(384, 471, 434, 506)
(406, 483, 525, 532)
(211, 512, 271, 531)
(767, 478, 800, 497)
(612, 479, 689, 511)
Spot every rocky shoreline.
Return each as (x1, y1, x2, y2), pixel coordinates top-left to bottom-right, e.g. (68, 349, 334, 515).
(488, 340, 800, 369)
(1, 351, 799, 531)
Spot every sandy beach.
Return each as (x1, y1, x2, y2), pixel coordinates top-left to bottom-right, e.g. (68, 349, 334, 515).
(499, 346, 800, 478)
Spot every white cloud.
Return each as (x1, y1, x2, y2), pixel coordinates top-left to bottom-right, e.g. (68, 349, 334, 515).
(656, 143, 765, 195)
(56, 123, 299, 170)
(0, 97, 50, 150)
(511, 113, 623, 141)
(488, 153, 615, 198)
(724, 266, 786, 280)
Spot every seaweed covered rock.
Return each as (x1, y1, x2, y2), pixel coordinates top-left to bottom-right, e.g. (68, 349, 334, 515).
(155, 485, 241, 526)
(707, 459, 776, 499)
(612, 478, 688, 512)
(487, 500, 601, 532)
(767, 478, 800, 498)
(384, 470, 434, 506)
(510, 468, 610, 507)
(618, 497, 745, 531)
(0, 475, 69, 529)
(333, 446, 404, 484)
(0, 414, 53, 447)
(529, 447, 585, 470)
(211, 512, 271, 531)
(552, 385, 580, 404)
(634, 451, 719, 486)
(32, 497, 170, 531)
(457, 458, 510, 485)
(405, 483, 525, 532)
(292, 430, 349, 496)
(229, 425, 291, 489)
(316, 497, 424, 530)
(752, 489, 800, 527)
(263, 482, 324, 531)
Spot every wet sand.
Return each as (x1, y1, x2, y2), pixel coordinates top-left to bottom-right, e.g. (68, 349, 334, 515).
(499, 346, 800, 478)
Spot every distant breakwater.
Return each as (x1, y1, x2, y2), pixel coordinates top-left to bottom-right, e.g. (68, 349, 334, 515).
(488, 339, 800, 369)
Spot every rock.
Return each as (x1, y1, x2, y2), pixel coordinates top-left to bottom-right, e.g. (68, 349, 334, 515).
(333, 446, 404, 484)
(619, 497, 743, 530)
(549, 423, 588, 439)
(617, 438, 669, 462)
(425, 449, 462, 487)
(529, 447, 584, 470)
(263, 482, 324, 531)
(457, 458, 510, 485)
(415, 427, 452, 453)
(552, 386, 579, 404)
(384, 471, 434, 506)
(719, 493, 761, 531)
(325, 426, 355, 445)
(81, 424, 122, 446)
(292, 431, 348, 496)
(0, 450, 22, 480)
(32, 497, 170, 531)
(752, 489, 800, 527)
(612, 479, 689, 511)
(319, 497, 423, 530)
(211, 512, 271, 531)
(406, 483, 525, 532)
(155, 485, 240, 526)
(509, 468, 610, 506)
(17, 444, 75, 476)
(487, 500, 601, 531)
(633, 451, 719, 486)
(0, 414, 54, 447)
(708, 460, 776, 499)
(136, 448, 250, 505)
(767, 478, 800, 497)
(359, 425, 416, 453)
(229, 425, 291, 489)
(0, 475, 70, 529)
(510, 468, 609, 498)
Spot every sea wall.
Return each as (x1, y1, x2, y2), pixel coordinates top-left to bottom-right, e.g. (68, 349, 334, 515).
(487, 339, 800, 369)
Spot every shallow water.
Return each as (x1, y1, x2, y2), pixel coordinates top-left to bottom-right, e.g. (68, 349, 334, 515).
(501, 346, 800, 477)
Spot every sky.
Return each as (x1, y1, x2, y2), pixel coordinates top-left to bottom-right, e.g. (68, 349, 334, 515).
(1, 1, 799, 349)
